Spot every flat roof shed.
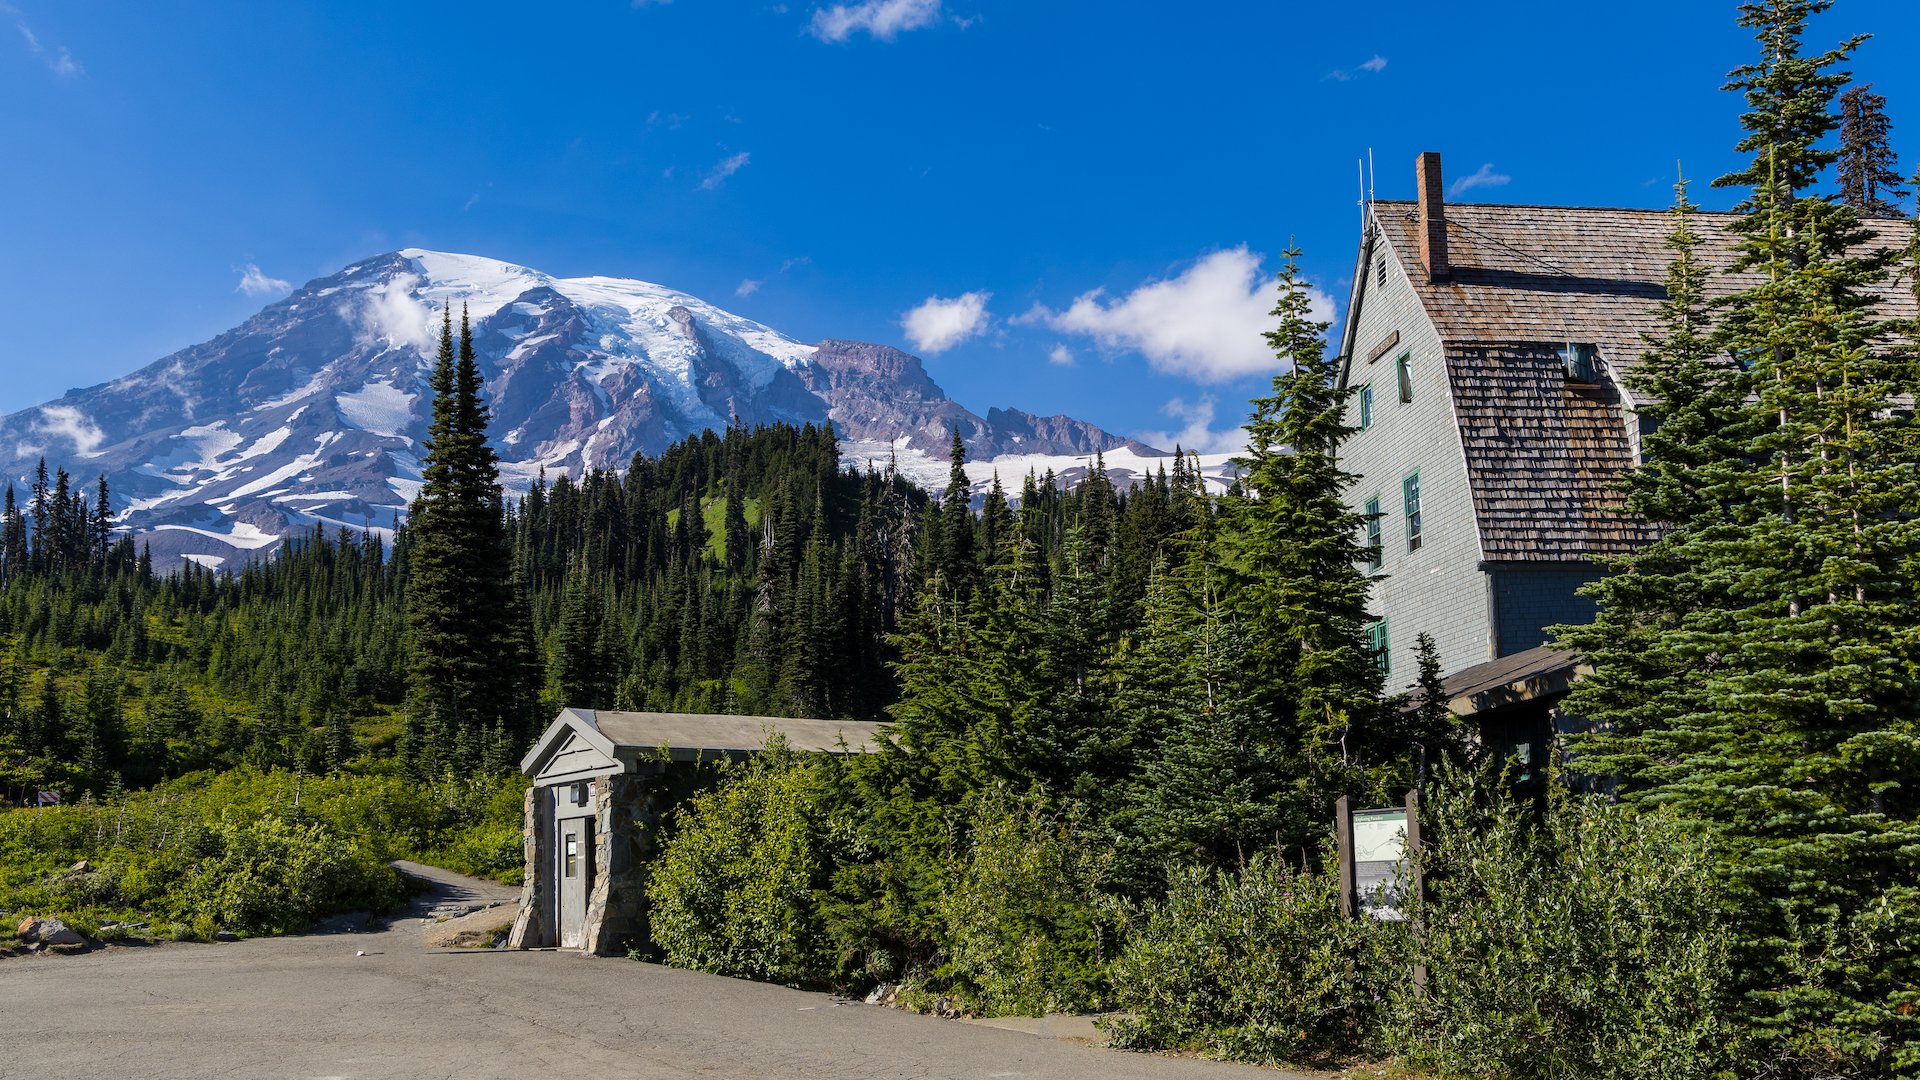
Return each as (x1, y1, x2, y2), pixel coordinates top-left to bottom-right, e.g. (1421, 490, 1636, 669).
(509, 708, 890, 956)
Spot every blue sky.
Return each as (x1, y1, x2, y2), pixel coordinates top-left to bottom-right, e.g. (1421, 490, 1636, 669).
(3, 0, 1916, 452)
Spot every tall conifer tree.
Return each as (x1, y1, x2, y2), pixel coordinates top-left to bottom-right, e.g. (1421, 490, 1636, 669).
(405, 306, 525, 761)
(1224, 246, 1387, 795)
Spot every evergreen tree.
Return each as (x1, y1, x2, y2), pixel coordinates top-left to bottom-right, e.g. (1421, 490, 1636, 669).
(405, 306, 524, 761)
(1836, 83, 1907, 216)
(1223, 246, 1388, 796)
(1569, 3, 1920, 1066)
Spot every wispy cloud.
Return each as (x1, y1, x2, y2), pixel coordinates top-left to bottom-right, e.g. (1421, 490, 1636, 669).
(1028, 247, 1331, 383)
(698, 151, 751, 190)
(780, 255, 812, 273)
(902, 291, 991, 354)
(16, 20, 81, 76)
(237, 264, 292, 298)
(1449, 162, 1511, 197)
(1047, 344, 1074, 366)
(809, 0, 942, 42)
(631, 0, 671, 6)
(735, 279, 763, 297)
(1134, 397, 1247, 456)
(37, 404, 107, 455)
(1325, 53, 1385, 81)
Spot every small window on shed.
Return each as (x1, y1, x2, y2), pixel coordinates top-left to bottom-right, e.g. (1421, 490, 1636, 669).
(1357, 384, 1374, 431)
(1559, 343, 1600, 383)
(1395, 351, 1414, 403)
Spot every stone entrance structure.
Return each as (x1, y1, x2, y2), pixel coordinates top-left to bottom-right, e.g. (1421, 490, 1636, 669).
(508, 708, 886, 956)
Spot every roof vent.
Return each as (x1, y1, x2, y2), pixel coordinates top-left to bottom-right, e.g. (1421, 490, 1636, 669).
(1416, 152, 1449, 283)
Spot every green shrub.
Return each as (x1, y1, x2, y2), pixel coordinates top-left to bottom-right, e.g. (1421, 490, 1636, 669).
(647, 742, 840, 985)
(1382, 777, 1745, 1080)
(1105, 851, 1398, 1065)
(174, 817, 407, 934)
(932, 791, 1116, 1016)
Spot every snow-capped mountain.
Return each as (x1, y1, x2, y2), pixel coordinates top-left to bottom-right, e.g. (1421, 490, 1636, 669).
(0, 250, 1230, 567)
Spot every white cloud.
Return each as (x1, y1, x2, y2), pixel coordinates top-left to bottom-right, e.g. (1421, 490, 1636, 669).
(699, 151, 751, 190)
(901, 291, 991, 354)
(1325, 53, 1386, 81)
(346, 273, 435, 357)
(17, 21, 81, 76)
(809, 0, 942, 42)
(236, 264, 292, 298)
(1047, 344, 1074, 366)
(780, 255, 812, 272)
(1134, 397, 1247, 456)
(1449, 162, 1511, 197)
(31, 405, 106, 457)
(1035, 247, 1331, 383)
(735, 279, 763, 297)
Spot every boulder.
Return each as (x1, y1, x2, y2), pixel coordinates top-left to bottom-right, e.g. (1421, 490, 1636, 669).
(17, 916, 86, 947)
(213, 930, 240, 942)
(423, 906, 515, 949)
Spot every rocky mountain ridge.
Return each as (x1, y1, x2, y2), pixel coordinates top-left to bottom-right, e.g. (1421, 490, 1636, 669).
(0, 250, 1177, 567)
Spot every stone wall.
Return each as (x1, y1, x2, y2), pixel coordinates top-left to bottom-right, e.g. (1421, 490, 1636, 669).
(580, 767, 664, 957)
(506, 785, 553, 949)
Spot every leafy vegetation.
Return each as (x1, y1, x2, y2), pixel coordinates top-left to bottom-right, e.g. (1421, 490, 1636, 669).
(0, 766, 524, 940)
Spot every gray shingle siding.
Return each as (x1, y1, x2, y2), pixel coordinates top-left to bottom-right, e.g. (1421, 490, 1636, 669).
(1489, 564, 1599, 656)
(1339, 225, 1490, 686)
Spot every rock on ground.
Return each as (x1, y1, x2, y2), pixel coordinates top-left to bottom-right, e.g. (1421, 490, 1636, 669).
(422, 904, 515, 949)
(17, 916, 87, 947)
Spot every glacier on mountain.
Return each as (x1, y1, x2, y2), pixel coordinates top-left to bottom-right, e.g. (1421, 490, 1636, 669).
(0, 249, 1204, 567)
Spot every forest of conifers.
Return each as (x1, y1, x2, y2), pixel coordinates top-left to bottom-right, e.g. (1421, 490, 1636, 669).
(6, 1, 1920, 1077)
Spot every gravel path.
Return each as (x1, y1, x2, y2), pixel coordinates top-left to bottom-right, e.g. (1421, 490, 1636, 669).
(2, 862, 1313, 1080)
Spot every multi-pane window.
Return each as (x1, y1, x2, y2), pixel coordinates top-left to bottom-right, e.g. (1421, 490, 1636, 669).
(1395, 351, 1413, 403)
(1364, 496, 1382, 571)
(1559, 342, 1599, 383)
(1357, 384, 1374, 431)
(1403, 471, 1422, 552)
(1366, 619, 1390, 675)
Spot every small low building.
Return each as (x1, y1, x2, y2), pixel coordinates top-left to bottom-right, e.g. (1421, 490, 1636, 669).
(507, 707, 887, 956)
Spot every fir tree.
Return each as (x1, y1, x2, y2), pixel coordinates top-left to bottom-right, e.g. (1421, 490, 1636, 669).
(1224, 246, 1388, 795)
(1836, 83, 1908, 216)
(404, 306, 525, 760)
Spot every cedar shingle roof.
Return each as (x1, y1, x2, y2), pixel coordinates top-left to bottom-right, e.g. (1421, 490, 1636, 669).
(1368, 200, 1917, 562)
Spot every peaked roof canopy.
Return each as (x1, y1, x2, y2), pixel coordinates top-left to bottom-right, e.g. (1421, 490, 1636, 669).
(520, 708, 889, 778)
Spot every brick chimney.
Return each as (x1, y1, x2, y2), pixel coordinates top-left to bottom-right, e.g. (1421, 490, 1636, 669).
(1416, 151, 1449, 282)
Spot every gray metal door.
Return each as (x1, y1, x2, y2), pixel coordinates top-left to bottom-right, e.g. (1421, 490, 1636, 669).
(558, 820, 585, 948)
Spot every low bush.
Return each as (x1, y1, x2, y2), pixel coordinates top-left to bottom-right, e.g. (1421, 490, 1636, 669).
(1381, 776, 1745, 1080)
(1104, 850, 1398, 1066)
(932, 790, 1116, 1016)
(647, 741, 841, 985)
(0, 765, 525, 936)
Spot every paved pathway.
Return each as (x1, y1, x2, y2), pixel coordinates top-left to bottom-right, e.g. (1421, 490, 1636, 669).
(4, 863, 1314, 1080)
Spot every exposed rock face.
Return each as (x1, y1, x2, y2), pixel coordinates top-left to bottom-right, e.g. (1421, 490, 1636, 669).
(800, 340, 1159, 459)
(0, 251, 1154, 569)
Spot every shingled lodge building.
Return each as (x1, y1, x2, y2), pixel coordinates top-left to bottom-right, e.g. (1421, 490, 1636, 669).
(1337, 152, 1916, 764)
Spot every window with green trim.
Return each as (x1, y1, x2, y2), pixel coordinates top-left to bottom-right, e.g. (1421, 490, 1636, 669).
(1403, 471, 1422, 552)
(1366, 619, 1390, 675)
(1363, 496, 1382, 571)
(1357, 384, 1374, 431)
(1395, 351, 1413, 403)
